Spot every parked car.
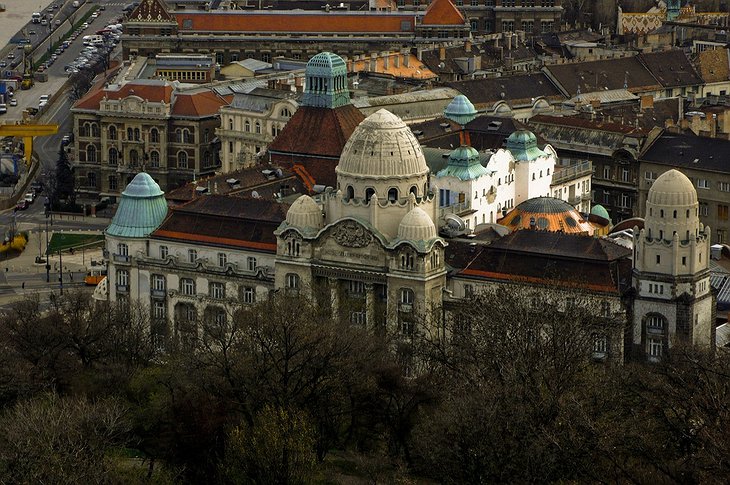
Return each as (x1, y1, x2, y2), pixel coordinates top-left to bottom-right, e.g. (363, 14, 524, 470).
(15, 200, 29, 211)
(24, 192, 35, 203)
(9, 99, 17, 107)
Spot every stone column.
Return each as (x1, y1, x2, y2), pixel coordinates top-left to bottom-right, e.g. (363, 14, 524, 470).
(365, 283, 375, 330)
(329, 278, 340, 322)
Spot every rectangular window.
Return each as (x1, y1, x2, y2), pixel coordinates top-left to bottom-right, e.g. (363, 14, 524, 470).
(159, 245, 168, 259)
(600, 301, 610, 317)
(241, 286, 255, 304)
(592, 333, 608, 355)
(350, 311, 366, 326)
(464, 284, 474, 298)
(153, 301, 166, 320)
(349, 280, 365, 295)
(210, 282, 225, 299)
(541, 20, 554, 32)
(621, 169, 630, 182)
(188, 249, 197, 263)
(502, 20, 515, 32)
(118, 243, 128, 256)
(521, 20, 534, 32)
(697, 179, 710, 189)
(719, 204, 729, 221)
(152, 274, 166, 291)
(286, 273, 300, 290)
(116, 269, 129, 287)
(719, 182, 730, 192)
(603, 166, 611, 179)
(648, 338, 663, 359)
(180, 278, 195, 296)
(247, 256, 257, 271)
(700, 203, 709, 216)
(645, 171, 657, 180)
(620, 193, 630, 208)
(656, 254, 661, 264)
(218, 252, 227, 267)
(718, 229, 727, 244)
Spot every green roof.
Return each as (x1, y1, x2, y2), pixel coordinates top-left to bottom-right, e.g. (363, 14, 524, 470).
(590, 204, 611, 222)
(301, 52, 350, 109)
(506, 129, 548, 161)
(444, 95, 478, 125)
(436, 145, 490, 181)
(106, 172, 168, 238)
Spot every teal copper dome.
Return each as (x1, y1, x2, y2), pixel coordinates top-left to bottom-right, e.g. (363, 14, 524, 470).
(437, 145, 489, 181)
(106, 172, 168, 238)
(590, 204, 611, 222)
(506, 129, 548, 161)
(301, 52, 350, 109)
(444, 95, 478, 125)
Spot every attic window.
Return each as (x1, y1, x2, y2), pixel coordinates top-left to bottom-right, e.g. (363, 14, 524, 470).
(400, 20, 411, 31)
(182, 18, 193, 29)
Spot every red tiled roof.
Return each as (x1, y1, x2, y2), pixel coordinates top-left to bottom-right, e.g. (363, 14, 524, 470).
(172, 90, 232, 117)
(269, 104, 364, 159)
(73, 81, 175, 111)
(421, 0, 465, 26)
(176, 12, 416, 33)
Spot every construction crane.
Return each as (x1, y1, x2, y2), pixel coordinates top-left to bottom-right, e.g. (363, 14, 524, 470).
(0, 123, 59, 166)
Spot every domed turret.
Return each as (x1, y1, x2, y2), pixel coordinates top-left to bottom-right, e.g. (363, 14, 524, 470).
(437, 145, 489, 181)
(301, 52, 350, 109)
(444, 95, 478, 126)
(645, 169, 700, 242)
(506, 130, 547, 161)
(286, 195, 323, 230)
(397, 207, 437, 241)
(337, 109, 428, 181)
(590, 204, 611, 222)
(106, 172, 168, 238)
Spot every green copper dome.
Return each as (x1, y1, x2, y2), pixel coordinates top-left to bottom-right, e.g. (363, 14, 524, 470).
(437, 145, 490, 181)
(106, 172, 168, 238)
(301, 52, 350, 109)
(506, 129, 548, 161)
(444, 95, 478, 126)
(590, 204, 611, 222)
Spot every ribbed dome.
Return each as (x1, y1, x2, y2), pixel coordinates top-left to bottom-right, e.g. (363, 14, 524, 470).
(337, 109, 428, 180)
(499, 197, 597, 235)
(397, 207, 437, 241)
(437, 145, 489, 181)
(306, 52, 346, 75)
(106, 172, 168, 238)
(444, 95, 478, 125)
(286, 195, 322, 230)
(506, 129, 547, 161)
(647, 169, 697, 207)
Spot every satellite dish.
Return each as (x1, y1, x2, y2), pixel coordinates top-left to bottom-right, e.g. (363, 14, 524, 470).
(251, 190, 261, 199)
(441, 214, 467, 237)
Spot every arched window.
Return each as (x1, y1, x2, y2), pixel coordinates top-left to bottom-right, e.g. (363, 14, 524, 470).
(86, 144, 96, 162)
(175, 128, 182, 142)
(108, 147, 118, 165)
(673, 210, 677, 218)
(255, 121, 261, 134)
(91, 123, 100, 137)
(365, 188, 375, 203)
(134, 128, 140, 141)
(108, 125, 117, 140)
(228, 118, 233, 130)
(285, 273, 300, 292)
(204, 129, 209, 143)
(182, 129, 191, 143)
(410, 185, 418, 197)
(660, 209, 664, 218)
(244, 120, 250, 132)
(178, 151, 188, 168)
(150, 151, 160, 168)
(281, 108, 291, 118)
(127, 127, 133, 140)
(346, 185, 354, 200)
(150, 128, 159, 143)
(129, 149, 138, 166)
(388, 187, 398, 203)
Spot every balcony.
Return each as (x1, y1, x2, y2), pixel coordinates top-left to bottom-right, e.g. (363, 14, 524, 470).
(116, 284, 129, 293)
(399, 303, 413, 313)
(551, 160, 592, 185)
(439, 200, 473, 219)
(151, 289, 166, 298)
(113, 254, 130, 264)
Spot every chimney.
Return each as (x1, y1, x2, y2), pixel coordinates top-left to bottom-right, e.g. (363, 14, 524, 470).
(394, 53, 400, 68)
(439, 46, 446, 61)
(417, 46, 423, 61)
(404, 51, 410, 67)
(465, 39, 472, 52)
(383, 53, 389, 70)
(678, 96, 683, 123)
(640, 94, 654, 111)
(712, 113, 718, 138)
(506, 32, 512, 50)
(369, 52, 377, 72)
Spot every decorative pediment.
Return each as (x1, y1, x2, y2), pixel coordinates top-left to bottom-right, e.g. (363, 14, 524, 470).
(330, 220, 373, 248)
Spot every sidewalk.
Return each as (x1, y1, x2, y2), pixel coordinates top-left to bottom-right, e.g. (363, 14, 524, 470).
(1, 228, 103, 274)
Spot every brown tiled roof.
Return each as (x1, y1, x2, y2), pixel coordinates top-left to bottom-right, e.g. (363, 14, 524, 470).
(176, 11, 417, 33)
(638, 50, 704, 88)
(447, 231, 632, 295)
(447, 73, 565, 108)
(421, 0, 466, 26)
(128, 0, 175, 23)
(151, 195, 287, 252)
(697, 48, 730, 84)
(545, 56, 661, 97)
(73, 81, 175, 111)
(269, 104, 364, 159)
(172, 90, 232, 117)
(165, 166, 305, 204)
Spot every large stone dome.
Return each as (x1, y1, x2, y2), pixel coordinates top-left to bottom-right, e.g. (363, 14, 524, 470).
(647, 169, 697, 207)
(106, 172, 168, 238)
(286, 195, 323, 230)
(337, 109, 429, 180)
(397, 207, 437, 241)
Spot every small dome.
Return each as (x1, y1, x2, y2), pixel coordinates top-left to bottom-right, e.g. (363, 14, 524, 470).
(397, 207, 437, 241)
(506, 129, 547, 161)
(499, 197, 598, 235)
(306, 52, 346, 75)
(647, 169, 697, 207)
(437, 145, 490, 181)
(444, 95, 478, 125)
(590, 204, 611, 221)
(337, 109, 428, 180)
(106, 172, 168, 238)
(286, 195, 322, 230)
